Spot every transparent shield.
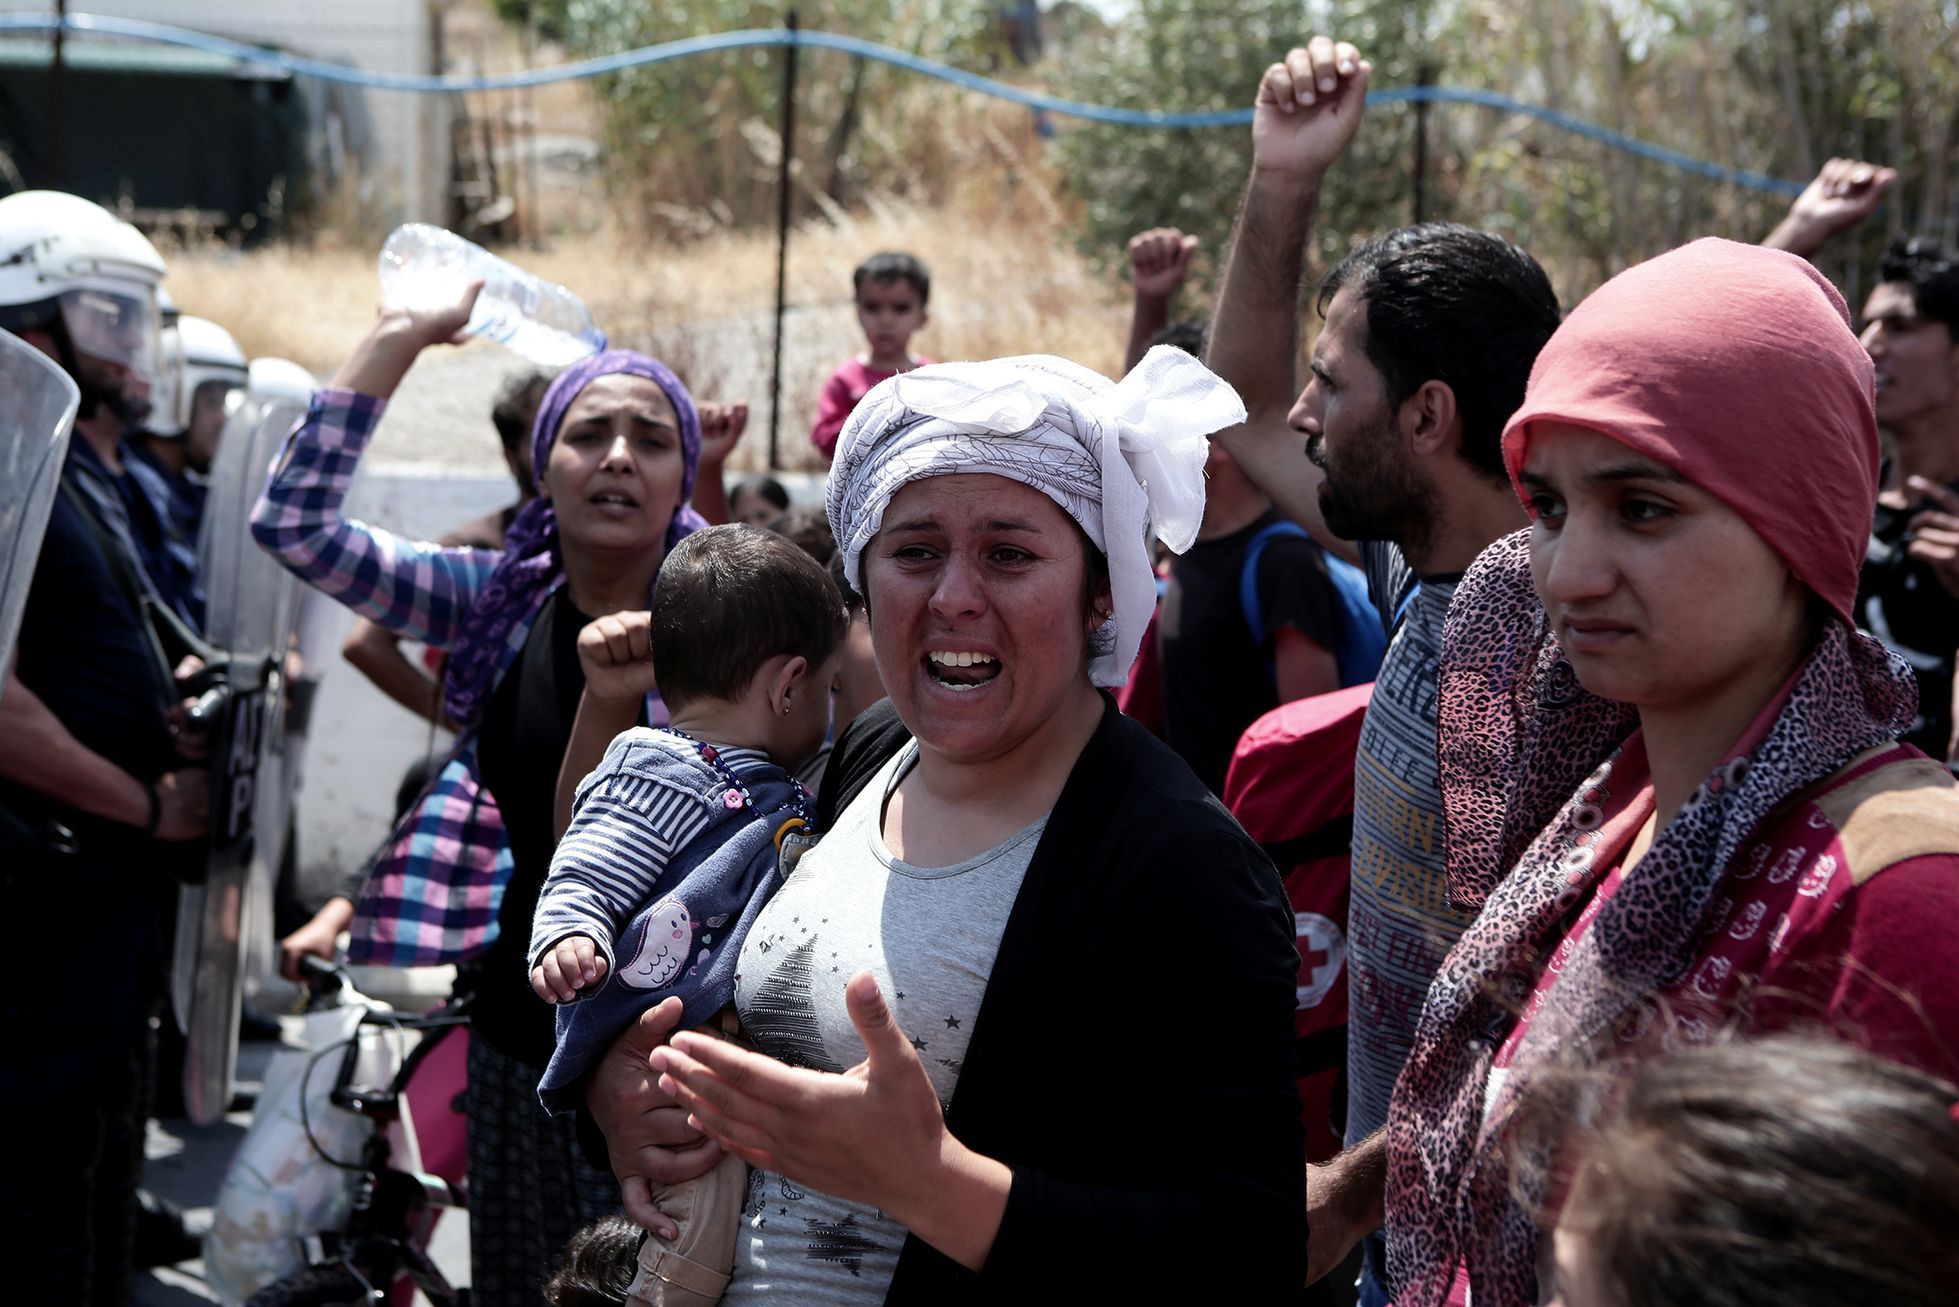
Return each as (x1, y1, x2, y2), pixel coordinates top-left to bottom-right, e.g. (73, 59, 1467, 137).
(0, 334, 81, 693)
(175, 396, 309, 1124)
(198, 397, 308, 660)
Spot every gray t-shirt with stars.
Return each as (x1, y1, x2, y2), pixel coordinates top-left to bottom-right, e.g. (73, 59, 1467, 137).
(725, 741, 1044, 1303)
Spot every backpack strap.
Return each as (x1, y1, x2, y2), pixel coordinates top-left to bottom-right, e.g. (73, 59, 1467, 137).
(1238, 520, 1305, 655)
(1241, 521, 1390, 688)
(1257, 816, 1355, 873)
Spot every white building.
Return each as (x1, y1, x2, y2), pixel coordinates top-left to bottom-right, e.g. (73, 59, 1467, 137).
(81, 0, 453, 223)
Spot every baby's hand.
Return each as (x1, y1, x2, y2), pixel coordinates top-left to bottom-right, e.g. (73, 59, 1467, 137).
(531, 935, 609, 1003)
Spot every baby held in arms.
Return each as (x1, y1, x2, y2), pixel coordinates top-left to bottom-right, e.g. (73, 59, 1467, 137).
(529, 524, 845, 1305)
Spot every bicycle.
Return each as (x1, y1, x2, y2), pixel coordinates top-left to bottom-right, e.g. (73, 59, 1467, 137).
(245, 956, 472, 1307)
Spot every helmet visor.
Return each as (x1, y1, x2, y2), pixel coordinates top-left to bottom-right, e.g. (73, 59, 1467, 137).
(192, 377, 247, 423)
(59, 286, 157, 376)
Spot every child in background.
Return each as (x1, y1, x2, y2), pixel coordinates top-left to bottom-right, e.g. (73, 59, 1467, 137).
(808, 251, 932, 462)
(529, 525, 845, 1306)
(726, 475, 788, 527)
(1513, 1036, 1959, 1307)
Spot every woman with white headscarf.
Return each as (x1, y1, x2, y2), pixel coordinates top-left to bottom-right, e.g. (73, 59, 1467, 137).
(605, 349, 1306, 1302)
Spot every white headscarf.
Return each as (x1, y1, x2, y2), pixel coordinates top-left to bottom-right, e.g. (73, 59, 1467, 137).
(826, 347, 1247, 686)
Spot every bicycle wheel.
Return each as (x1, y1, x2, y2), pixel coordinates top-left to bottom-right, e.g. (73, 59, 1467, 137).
(244, 1261, 376, 1306)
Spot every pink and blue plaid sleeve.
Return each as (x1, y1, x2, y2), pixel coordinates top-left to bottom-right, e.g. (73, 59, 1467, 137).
(250, 387, 503, 650)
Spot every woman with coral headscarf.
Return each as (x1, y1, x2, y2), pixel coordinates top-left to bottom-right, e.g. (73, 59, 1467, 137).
(1378, 239, 1959, 1307)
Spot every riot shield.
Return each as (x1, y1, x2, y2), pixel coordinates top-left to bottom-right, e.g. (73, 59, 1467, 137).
(0, 333, 80, 691)
(174, 395, 308, 1124)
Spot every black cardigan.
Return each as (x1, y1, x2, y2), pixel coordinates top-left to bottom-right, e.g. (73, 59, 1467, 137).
(819, 696, 1308, 1302)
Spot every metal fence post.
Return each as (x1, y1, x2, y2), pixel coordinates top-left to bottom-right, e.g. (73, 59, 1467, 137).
(1412, 62, 1434, 226)
(768, 9, 800, 471)
(46, 0, 66, 188)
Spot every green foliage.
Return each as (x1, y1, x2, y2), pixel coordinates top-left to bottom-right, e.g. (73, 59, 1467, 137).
(1052, 0, 1959, 305)
(488, 0, 576, 45)
(493, 0, 1959, 299)
(531, 1, 1007, 235)
(1052, 0, 1443, 294)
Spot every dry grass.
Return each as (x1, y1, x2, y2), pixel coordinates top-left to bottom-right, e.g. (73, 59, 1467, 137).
(162, 148, 1137, 473)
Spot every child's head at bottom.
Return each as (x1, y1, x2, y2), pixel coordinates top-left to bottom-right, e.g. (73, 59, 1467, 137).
(653, 523, 847, 766)
(1517, 1034, 1959, 1307)
(546, 1214, 641, 1307)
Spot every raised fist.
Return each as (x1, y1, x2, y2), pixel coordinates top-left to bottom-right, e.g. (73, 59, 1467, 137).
(1252, 37, 1371, 184)
(1128, 228, 1198, 300)
(577, 609, 658, 705)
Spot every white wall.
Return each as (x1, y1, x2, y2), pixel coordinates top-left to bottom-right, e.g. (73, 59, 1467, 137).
(290, 466, 509, 901)
(83, 0, 449, 223)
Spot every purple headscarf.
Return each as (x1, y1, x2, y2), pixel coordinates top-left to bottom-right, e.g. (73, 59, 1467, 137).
(442, 349, 709, 726)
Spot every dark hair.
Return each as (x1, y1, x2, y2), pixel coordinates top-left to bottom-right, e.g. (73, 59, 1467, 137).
(730, 474, 791, 516)
(769, 503, 836, 564)
(544, 1214, 638, 1307)
(1319, 223, 1561, 482)
(491, 370, 552, 454)
(650, 524, 846, 713)
(1147, 319, 1207, 358)
(1877, 237, 1959, 335)
(1515, 1035, 1959, 1307)
(827, 547, 862, 614)
(853, 251, 931, 306)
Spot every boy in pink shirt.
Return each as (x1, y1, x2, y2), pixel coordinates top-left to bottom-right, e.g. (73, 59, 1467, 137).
(809, 251, 931, 461)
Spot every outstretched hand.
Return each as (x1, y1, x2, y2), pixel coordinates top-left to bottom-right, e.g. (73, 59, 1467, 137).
(1128, 228, 1198, 300)
(1252, 37, 1371, 184)
(650, 972, 951, 1212)
(577, 610, 657, 705)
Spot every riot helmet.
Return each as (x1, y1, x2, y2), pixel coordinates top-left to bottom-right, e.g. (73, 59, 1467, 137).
(247, 356, 318, 408)
(155, 316, 250, 473)
(0, 190, 166, 421)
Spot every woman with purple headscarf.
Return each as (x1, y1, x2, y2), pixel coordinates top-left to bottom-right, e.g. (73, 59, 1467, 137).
(251, 284, 707, 1304)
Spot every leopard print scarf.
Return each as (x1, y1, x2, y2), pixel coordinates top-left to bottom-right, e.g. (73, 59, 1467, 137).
(1383, 529, 1918, 1307)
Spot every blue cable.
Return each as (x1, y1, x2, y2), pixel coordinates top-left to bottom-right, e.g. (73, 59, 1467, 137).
(0, 12, 1805, 196)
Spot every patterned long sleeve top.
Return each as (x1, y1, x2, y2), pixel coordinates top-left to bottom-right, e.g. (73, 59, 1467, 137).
(249, 387, 502, 648)
(532, 728, 811, 1113)
(250, 386, 524, 967)
(529, 731, 773, 975)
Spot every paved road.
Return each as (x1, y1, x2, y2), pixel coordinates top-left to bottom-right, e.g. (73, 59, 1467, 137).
(135, 971, 468, 1306)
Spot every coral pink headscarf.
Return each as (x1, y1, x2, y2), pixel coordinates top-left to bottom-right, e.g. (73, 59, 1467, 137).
(1500, 237, 1879, 623)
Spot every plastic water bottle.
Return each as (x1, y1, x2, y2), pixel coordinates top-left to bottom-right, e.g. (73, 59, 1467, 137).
(378, 224, 607, 367)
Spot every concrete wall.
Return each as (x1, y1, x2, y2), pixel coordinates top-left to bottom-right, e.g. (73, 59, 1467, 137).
(291, 465, 507, 901)
(83, 0, 450, 224)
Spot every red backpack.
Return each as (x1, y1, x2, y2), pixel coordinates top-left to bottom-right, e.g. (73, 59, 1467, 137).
(1222, 682, 1371, 1162)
